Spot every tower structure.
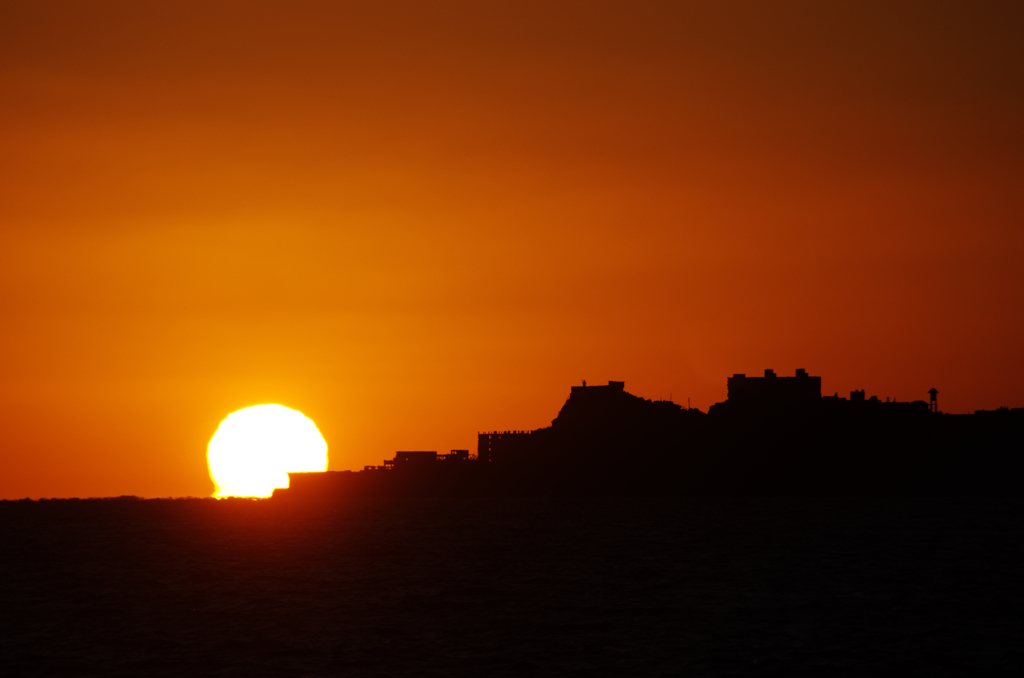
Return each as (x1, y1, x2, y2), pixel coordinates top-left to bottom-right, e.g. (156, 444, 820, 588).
(928, 388, 939, 413)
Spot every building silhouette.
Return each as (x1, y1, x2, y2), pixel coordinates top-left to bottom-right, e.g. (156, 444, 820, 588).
(477, 432, 532, 463)
(278, 369, 1024, 499)
(726, 368, 821, 407)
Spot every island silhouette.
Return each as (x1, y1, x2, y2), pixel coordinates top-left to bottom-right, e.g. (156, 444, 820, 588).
(276, 369, 1024, 499)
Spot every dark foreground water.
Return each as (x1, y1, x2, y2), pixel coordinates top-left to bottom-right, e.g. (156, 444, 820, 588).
(1, 497, 1022, 676)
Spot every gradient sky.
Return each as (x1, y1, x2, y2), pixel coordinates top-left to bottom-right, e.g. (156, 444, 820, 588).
(2, 1, 1023, 498)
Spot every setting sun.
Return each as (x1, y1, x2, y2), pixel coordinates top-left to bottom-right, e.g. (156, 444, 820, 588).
(207, 405, 328, 498)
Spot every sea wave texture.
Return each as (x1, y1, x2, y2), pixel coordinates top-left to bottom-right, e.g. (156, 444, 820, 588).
(1, 497, 1022, 676)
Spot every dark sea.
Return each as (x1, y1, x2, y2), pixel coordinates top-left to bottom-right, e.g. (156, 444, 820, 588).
(1, 497, 1022, 676)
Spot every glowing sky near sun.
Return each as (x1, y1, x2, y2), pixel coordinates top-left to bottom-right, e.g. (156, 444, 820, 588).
(1, 1, 1022, 498)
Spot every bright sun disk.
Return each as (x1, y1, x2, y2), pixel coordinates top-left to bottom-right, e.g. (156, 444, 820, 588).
(207, 404, 328, 498)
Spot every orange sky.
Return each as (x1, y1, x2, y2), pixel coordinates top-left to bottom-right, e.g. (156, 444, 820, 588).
(2, 1, 1023, 498)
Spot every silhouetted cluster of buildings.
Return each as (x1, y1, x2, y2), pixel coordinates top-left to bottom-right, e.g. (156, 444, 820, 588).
(277, 368, 1022, 498)
(709, 368, 935, 416)
(366, 449, 470, 471)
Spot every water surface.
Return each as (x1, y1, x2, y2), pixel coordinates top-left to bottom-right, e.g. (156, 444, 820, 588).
(2, 497, 1021, 676)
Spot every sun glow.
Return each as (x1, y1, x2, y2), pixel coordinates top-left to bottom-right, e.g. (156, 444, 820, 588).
(207, 404, 328, 498)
